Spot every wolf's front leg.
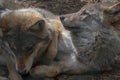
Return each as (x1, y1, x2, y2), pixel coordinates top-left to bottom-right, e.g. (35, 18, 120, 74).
(29, 63, 64, 78)
(8, 71, 23, 80)
(30, 60, 93, 78)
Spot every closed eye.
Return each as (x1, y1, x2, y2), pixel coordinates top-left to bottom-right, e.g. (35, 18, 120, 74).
(26, 46, 33, 54)
(28, 20, 45, 32)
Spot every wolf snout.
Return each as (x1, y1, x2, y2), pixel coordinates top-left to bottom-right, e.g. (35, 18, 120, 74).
(17, 68, 27, 75)
(60, 15, 65, 21)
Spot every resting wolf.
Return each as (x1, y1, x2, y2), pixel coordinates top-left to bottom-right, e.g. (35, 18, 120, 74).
(59, 1, 120, 75)
(0, 8, 76, 80)
(0, 2, 120, 80)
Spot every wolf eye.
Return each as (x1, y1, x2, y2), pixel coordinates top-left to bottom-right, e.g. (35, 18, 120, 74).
(27, 47, 33, 54)
(30, 20, 45, 31)
(27, 46, 32, 50)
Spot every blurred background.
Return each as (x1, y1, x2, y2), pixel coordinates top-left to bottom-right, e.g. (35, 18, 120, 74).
(0, 0, 119, 15)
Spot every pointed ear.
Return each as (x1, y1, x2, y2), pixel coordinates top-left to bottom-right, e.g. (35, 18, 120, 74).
(30, 19, 45, 31)
(103, 2, 120, 15)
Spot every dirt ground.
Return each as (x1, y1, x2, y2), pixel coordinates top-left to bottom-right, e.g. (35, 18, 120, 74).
(2, 0, 120, 14)
(1, 0, 120, 80)
(2, 0, 87, 15)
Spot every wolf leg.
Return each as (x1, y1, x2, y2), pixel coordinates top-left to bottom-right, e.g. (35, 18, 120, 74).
(29, 63, 64, 78)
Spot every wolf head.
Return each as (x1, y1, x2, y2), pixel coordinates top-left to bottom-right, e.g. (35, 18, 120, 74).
(0, 8, 54, 74)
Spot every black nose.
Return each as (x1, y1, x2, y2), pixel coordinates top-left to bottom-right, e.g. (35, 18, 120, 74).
(60, 16, 65, 21)
(18, 68, 27, 75)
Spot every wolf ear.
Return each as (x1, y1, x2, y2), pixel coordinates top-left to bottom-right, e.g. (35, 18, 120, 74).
(103, 2, 120, 15)
(30, 20, 45, 31)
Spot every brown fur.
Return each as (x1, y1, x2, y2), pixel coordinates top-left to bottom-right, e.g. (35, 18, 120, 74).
(0, 8, 65, 79)
(103, 2, 120, 28)
(1, 2, 120, 79)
